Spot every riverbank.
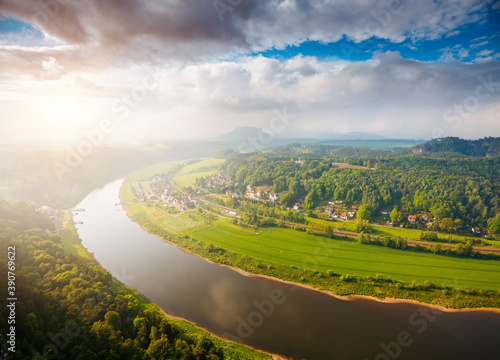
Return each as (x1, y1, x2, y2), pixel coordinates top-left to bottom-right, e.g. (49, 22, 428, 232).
(119, 184, 500, 311)
(59, 209, 282, 360)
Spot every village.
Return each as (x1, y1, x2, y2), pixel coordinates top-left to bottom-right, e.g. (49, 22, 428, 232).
(122, 167, 486, 237)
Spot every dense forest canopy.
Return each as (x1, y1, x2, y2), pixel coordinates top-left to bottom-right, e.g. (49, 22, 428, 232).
(411, 137, 500, 157)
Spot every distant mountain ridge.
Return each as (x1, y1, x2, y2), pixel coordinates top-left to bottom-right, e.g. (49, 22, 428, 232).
(212, 127, 263, 141)
(412, 137, 500, 156)
(214, 127, 386, 141)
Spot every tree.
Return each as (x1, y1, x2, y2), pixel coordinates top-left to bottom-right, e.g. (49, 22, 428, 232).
(440, 218, 454, 232)
(454, 240, 474, 257)
(356, 219, 373, 233)
(146, 334, 170, 360)
(453, 219, 464, 230)
(273, 176, 286, 193)
(358, 232, 371, 244)
(104, 311, 122, 331)
(390, 208, 403, 225)
(487, 215, 500, 235)
(356, 205, 372, 221)
(325, 225, 333, 237)
(395, 237, 408, 249)
(280, 192, 295, 206)
(430, 243, 442, 254)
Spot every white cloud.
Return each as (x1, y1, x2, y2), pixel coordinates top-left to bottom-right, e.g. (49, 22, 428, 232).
(439, 47, 470, 62)
(471, 40, 489, 48)
(477, 49, 494, 57)
(1, 51, 499, 144)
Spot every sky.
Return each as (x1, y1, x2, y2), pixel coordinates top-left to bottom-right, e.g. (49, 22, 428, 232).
(0, 0, 499, 147)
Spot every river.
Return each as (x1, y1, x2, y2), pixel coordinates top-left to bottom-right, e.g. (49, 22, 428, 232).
(74, 179, 500, 360)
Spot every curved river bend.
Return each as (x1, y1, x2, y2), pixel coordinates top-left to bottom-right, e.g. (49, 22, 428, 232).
(74, 179, 500, 360)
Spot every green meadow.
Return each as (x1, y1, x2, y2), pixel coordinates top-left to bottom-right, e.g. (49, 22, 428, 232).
(188, 219, 500, 290)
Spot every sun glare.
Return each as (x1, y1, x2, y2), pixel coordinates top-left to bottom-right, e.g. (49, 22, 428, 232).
(48, 101, 73, 124)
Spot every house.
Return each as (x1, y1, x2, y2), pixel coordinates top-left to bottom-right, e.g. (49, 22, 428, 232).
(380, 210, 389, 215)
(325, 207, 333, 213)
(294, 203, 300, 211)
(472, 227, 481, 234)
(269, 193, 280, 201)
(231, 193, 239, 200)
(348, 211, 356, 218)
(421, 214, 429, 221)
(295, 160, 305, 164)
(245, 185, 259, 199)
(351, 205, 358, 210)
(408, 215, 417, 224)
(228, 211, 237, 216)
(340, 213, 348, 220)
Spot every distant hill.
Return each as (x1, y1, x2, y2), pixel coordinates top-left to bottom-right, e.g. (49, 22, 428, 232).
(340, 131, 384, 140)
(212, 127, 264, 142)
(318, 139, 426, 150)
(412, 137, 500, 156)
(214, 127, 424, 150)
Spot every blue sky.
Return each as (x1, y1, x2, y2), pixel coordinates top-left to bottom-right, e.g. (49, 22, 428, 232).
(0, 0, 499, 145)
(257, 6, 500, 63)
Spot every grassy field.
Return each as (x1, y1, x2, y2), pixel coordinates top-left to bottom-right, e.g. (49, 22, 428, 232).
(58, 210, 94, 259)
(331, 162, 370, 170)
(188, 219, 500, 290)
(176, 158, 226, 175)
(126, 201, 209, 233)
(173, 170, 218, 188)
(172, 159, 226, 189)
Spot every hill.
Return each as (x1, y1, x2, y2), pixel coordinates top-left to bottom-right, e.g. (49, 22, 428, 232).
(212, 127, 264, 141)
(412, 137, 500, 156)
